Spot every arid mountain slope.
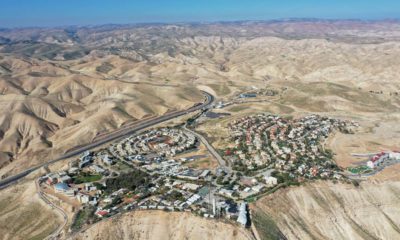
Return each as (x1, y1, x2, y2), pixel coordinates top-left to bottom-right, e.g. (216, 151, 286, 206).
(2, 21, 400, 176)
(1, 20, 400, 240)
(0, 54, 203, 177)
(0, 180, 61, 240)
(252, 181, 400, 240)
(72, 211, 253, 240)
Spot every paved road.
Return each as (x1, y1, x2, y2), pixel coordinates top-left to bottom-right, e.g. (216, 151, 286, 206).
(0, 91, 214, 189)
(183, 126, 231, 173)
(351, 153, 379, 157)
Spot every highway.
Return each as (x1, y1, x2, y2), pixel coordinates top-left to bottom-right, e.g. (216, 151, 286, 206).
(0, 91, 214, 189)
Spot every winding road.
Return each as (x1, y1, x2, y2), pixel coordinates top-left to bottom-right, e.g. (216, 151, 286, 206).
(183, 126, 231, 173)
(0, 91, 214, 189)
(35, 179, 68, 240)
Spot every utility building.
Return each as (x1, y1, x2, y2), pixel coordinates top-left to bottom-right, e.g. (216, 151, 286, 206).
(237, 202, 248, 226)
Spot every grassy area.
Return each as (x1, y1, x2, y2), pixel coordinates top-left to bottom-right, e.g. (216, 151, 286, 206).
(251, 208, 285, 240)
(347, 166, 371, 174)
(73, 174, 102, 184)
(71, 210, 86, 231)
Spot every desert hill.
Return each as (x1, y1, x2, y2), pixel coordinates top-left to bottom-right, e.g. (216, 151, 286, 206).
(0, 20, 400, 240)
(0, 180, 61, 240)
(71, 211, 253, 240)
(0, 53, 203, 177)
(252, 181, 400, 240)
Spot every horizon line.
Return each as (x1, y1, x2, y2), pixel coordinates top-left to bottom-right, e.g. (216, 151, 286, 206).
(1, 17, 400, 30)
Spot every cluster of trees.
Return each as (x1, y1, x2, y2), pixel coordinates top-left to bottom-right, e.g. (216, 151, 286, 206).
(232, 161, 267, 176)
(216, 176, 229, 185)
(232, 161, 247, 172)
(71, 206, 97, 231)
(270, 171, 301, 187)
(105, 170, 150, 194)
(165, 190, 185, 202)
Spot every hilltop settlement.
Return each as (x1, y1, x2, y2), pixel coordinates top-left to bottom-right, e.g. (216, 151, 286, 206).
(38, 114, 359, 231)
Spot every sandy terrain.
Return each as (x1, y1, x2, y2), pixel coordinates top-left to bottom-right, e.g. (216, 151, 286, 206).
(71, 211, 253, 240)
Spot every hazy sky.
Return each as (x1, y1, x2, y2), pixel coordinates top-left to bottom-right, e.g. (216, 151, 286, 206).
(1, 0, 400, 28)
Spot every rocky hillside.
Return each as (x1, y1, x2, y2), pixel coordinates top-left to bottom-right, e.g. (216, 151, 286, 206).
(71, 211, 253, 240)
(1, 20, 400, 240)
(0, 52, 203, 177)
(252, 181, 400, 240)
(0, 181, 61, 240)
(1, 21, 400, 177)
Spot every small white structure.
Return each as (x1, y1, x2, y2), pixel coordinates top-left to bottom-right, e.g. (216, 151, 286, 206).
(367, 160, 375, 169)
(68, 167, 79, 175)
(252, 184, 264, 193)
(389, 152, 400, 160)
(59, 175, 72, 183)
(237, 202, 247, 226)
(213, 198, 216, 215)
(199, 170, 210, 178)
(90, 165, 105, 174)
(76, 193, 90, 203)
(102, 155, 114, 165)
(186, 194, 201, 205)
(265, 176, 278, 187)
(182, 183, 201, 191)
(219, 188, 234, 197)
(251, 178, 258, 184)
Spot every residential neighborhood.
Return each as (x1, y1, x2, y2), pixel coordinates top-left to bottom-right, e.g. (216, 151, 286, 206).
(225, 114, 358, 180)
(38, 127, 251, 231)
(37, 114, 360, 232)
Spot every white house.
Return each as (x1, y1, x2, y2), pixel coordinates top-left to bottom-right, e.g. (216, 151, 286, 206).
(265, 176, 278, 187)
(367, 160, 375, 169)
(76, 193, 90, 204)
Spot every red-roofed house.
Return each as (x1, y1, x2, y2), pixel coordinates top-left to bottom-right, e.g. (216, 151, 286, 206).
(95, 210, 109, 218)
